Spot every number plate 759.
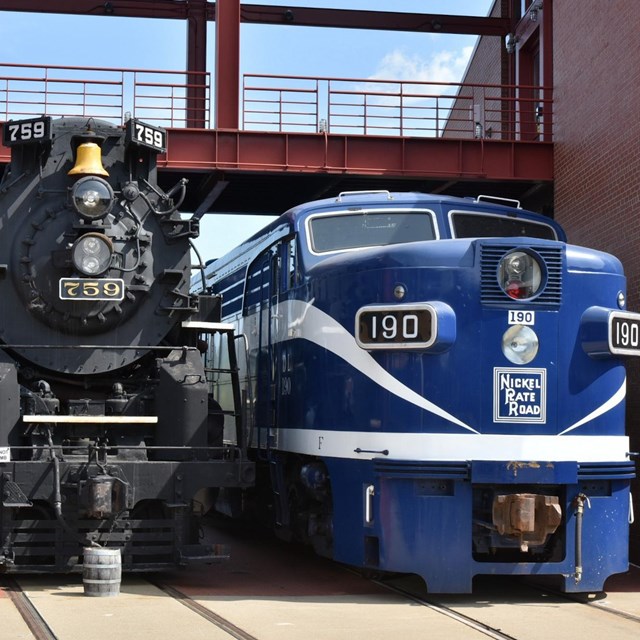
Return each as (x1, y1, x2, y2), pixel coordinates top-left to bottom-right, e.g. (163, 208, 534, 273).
(59, 278, 125, 301)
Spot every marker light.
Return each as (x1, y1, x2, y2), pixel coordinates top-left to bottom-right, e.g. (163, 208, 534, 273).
(393, 284, 407, 300)
(71, 233, 113, 275)
(71, 176, 114, 220)
(498, 251, 543, 300)
(502, 324, 539, 364)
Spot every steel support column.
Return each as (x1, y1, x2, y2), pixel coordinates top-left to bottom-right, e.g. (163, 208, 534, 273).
(215, 0, 241, 130)
(186, 0, 209, 128)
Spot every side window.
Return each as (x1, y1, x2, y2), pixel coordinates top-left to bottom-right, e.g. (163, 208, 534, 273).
(280, 238, 297, 292)
(243, 237, 297, 312)
(244, 251, 271, 313)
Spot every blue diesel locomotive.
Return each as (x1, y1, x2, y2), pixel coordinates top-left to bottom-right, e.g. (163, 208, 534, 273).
(199, 190, 638, 593)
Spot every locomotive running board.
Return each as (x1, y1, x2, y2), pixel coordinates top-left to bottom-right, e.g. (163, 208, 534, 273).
(181, 321, 235, 331)
(22, 415, 158, 424)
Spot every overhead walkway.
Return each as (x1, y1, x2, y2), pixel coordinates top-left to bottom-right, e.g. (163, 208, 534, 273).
(0, 62, 552, 215)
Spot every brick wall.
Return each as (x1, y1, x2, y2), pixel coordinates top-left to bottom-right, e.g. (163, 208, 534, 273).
(443, 0, 506, 139)
(460, 0, 508, 86)
(553, 0, 640, 560)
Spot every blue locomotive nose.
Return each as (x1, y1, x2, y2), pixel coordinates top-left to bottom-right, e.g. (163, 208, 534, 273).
(201, 190, 637, 594)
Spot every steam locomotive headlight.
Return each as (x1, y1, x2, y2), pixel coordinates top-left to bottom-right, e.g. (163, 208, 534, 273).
(502, 325, 539, 364)
(71, 176, 114, 220)
(498, 251, 543, 300)
(72, 233, 113, 275)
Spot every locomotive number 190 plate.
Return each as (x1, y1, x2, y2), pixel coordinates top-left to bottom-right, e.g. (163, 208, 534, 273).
(609, 311, 640, 355)
(59, 278, 125, 302)
(356, 304, 435, 349)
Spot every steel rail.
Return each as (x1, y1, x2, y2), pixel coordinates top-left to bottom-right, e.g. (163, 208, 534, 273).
(0, 577, 58, 640)
(373, 577, 520, 640)
(150, 580, 260, 640)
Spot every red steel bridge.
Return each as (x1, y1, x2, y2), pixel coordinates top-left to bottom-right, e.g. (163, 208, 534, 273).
(0, 1, 553, 215)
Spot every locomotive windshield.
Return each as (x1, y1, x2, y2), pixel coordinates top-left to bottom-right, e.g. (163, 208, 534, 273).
(451, 212, 558, 240)
(308, 209, 437, 253)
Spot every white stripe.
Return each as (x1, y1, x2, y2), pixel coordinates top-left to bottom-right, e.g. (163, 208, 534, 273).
(278, 299, 479, 433)
(278, 429, 631, 462)
(22, 415, 158, 424)
(557, 378, 626, 435)
(275, 300, 625, 436)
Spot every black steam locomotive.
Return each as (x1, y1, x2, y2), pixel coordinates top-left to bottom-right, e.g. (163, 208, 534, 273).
(0, 116, 253, 571)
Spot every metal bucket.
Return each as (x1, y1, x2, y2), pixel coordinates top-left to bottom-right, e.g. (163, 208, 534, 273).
(82, 547, 122, 597)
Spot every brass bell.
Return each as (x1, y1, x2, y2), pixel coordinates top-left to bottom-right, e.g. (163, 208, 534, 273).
(68, 141, 109, 177)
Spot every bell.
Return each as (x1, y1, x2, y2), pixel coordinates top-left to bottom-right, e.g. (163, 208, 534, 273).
(68, 141, 109, 177)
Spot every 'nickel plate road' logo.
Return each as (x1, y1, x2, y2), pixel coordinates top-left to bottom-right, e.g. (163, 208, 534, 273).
(493, 368, 547, 423)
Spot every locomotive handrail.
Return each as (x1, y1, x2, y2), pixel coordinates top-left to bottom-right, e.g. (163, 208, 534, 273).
(2, 343, 201, 350)
(336, 190, 393, 201)
(4, 444, 244, 452)
(204, 367, 239, 376)
(183, 319, 247, 450)
(476, 194, 522, 208)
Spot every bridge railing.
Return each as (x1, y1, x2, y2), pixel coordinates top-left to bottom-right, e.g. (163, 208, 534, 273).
(0, 62, 210, 128)
(0, 63, 552, 142)
(243, 74, 552, 141)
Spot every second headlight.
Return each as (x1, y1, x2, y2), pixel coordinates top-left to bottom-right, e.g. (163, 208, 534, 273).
(71, 233, 113, 276)
(502, 324, 539, 364)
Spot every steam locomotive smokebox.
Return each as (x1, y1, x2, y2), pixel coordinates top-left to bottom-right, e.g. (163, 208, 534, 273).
(154, 349, 208, 461)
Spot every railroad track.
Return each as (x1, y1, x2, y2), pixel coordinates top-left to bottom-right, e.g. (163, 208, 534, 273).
(149, 580, 260, 640)
(372, 576, 520, 640)
(1, 561, 639, 640)
(373, 568, 640, 640)
(1, 577, 57, 640)
(0, 574, 261, 640)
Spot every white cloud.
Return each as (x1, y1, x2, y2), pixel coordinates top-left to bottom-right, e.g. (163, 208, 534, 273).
(336, 46, 476, 136)
(370, 46, 475, 85)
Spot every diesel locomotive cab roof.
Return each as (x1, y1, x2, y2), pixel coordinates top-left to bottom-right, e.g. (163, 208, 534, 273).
(194, 192, 565, 292)
(294, 192, 565, 263)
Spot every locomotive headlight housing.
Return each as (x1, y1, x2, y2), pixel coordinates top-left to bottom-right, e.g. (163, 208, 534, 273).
(71, 176, 114, 220)
(71, 233, 113, 275)
(502, 324, 539, 364)
(498, 250, 543, 300)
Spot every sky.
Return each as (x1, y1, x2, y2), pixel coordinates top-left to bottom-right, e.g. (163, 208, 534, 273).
(0, 0, 495, 259)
